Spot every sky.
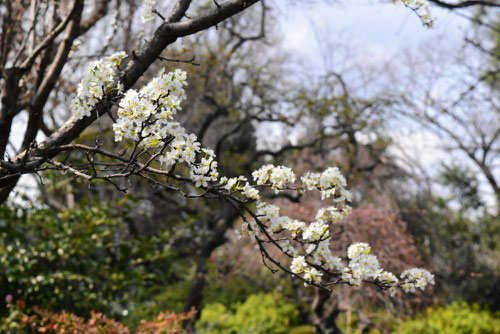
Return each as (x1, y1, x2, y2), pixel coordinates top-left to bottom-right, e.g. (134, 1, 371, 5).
(278, 1, 469, 57)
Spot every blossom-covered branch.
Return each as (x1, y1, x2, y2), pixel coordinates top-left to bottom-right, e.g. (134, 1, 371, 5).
(40, 63, 435, 295)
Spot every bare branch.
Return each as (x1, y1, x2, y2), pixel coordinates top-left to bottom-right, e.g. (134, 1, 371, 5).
(429, 0, 500, 9)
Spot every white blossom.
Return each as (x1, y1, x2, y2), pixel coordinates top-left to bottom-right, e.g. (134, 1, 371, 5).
(315, 206, 351, 224)
(301, 172, 321, 190)
(281, 240, 299, 257)
(252, 164, 274, 185)
(141, 0, 156, 23)
(242, 183, 260, 200)
(269, 166, 296, 192)
(291, 256, 307, 274)
(400, 268, 435, 293)
(303, 221, 329, 241)
(395, 0, 434, 27)
(347, 243, 371, 259)
(224, 177, 239, 191)
(284, 219, 306, 238)
(303, 267, 322, 284)
(72, 52, 126, 120)
(325, 255, 344, 272)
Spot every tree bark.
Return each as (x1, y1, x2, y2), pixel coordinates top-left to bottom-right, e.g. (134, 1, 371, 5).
(311, 289, 343, 334)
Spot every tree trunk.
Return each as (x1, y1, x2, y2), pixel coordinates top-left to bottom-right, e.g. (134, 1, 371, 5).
(311, 289, 343, 334)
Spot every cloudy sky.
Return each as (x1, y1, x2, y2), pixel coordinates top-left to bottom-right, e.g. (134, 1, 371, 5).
(278, 1, 468, 56)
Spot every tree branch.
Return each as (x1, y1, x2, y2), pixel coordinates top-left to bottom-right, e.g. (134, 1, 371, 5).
(0, 0, 261, 203)
(429, 0, 500, 8)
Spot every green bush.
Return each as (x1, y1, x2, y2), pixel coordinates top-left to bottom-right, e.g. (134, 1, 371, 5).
(202, 265, 279, 308)
(123, 280, 192, 327)
(197, 292, 300, 333)
(0, 202, 182, 318)
(394, 302, 500, 334)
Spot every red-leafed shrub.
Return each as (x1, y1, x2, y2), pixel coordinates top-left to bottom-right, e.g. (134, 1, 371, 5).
(137, 307, 197, 333)
(1, 300, 196, 334)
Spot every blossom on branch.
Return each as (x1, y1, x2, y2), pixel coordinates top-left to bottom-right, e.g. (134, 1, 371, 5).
(67, 61, 434, 297)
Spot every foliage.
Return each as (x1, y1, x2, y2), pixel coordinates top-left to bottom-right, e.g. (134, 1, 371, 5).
(0, 202, 184, 318)
(398, 189, 499, 308)
(123, 280, 192, 326)
(0, 299, 196, 333)
(393, 302, 500, 334)
(197, 292, 300, 333)
(439, 163, 483, 211)
(203, 276, 261, 307)
(202, 258, 290, 308)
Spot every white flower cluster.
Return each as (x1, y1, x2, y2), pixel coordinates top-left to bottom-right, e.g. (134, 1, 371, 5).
(256, 202, 304, 234)
(302, 221, 329, 241)
(252, 164, 296, 193)
(395, 0, 434, 27)
(315, 206, 352, 225)
(400, 268, 435, 293)
(290, 256, 322, 285)
(291, 256, 307, 274)
(248, 167, 359, 286)
(222, 176, 260, 200)
(285, 219, 306, 238)
(306, 240, 344, 272)
(281, 240, 299, 257)
(114, 68, 187, 145)
(190, 148, 219, 188)
(222, 176, 245, 191)
(379, 271, 399, 296)
(158, 131, 219, 190)
(241, 217, 259, 238)
(291, 239, 434, 295)
(141, 0, 156, 23)
(301, 167, 351, 200)
(72, 51, 127, 120)
(111, 67, 221, 189)
(256, 203, 281, 231)
(158, 132, 198, 165)
(342, 243, 382, 287)
(242, 183, 260, 200)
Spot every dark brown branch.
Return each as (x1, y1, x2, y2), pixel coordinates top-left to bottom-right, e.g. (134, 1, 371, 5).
(158, 54, 200, 65)
(18, 0, 81, 70)
(78, 0, 108, 35)
(168, 0, 193, 23)
(21, 1, 83, 151)
(429, 0, 500, 8)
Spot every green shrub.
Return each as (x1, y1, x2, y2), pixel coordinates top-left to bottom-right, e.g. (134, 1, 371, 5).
(394, 302, 500, 334)
(202, 265, 279, 308)
(0, 203, 181, 318)
(123, 280, 192, 327)
(197, 292, 300, 333)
